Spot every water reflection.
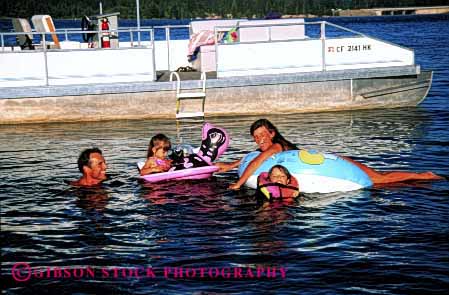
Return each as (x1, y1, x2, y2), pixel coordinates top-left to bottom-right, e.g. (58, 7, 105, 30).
(138, 178, 231, 213)
(274, 109, 428, 156)
(249, 200, 295, 255)
(74, 187, 110, 213)
(301, 190, 371, 208)
(70, 186, 112, 248)
(0, 107, 433, 167)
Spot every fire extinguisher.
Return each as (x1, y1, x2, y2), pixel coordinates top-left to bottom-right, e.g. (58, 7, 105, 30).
(101, 18, 110, 48)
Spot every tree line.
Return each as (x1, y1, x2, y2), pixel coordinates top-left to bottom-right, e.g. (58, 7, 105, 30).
(2, 0, 448, 19)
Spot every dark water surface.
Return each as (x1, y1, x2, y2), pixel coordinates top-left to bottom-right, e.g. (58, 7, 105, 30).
(1, 15, 449, 294)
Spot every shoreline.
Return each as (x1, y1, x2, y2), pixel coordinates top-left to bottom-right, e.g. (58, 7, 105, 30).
(1, 6, 448, 21)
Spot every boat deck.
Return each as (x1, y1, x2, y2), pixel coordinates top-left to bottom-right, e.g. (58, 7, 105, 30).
(0, 65, 421, 100)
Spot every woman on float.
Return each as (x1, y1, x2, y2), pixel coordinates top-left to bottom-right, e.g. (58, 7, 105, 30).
(216, 118, 443, 190)
(216, 119, 298, 190)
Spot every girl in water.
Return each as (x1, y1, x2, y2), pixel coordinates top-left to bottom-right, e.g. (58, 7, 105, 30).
(140, 134, 172, 176)
(257, 164, 300, 200)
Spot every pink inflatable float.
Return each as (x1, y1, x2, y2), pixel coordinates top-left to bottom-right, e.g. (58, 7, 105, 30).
(140, 166, 219, 182)
(139, 123, 229, 183)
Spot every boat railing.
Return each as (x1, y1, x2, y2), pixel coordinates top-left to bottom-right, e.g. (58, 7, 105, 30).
(0, 24, 192, 75)
(0, 24, 194, 52)
(0, 23, 195, 88)
(0, 27, 158, 51)
(213, 20, 413, 48)
(0, 26, 179, 87)
(324, 21, 414, 52)
(213, 20, 415, 76)
(1, 21, 417, 87)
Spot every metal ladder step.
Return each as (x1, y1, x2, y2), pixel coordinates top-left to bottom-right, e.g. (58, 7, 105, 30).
(170, 72, 207, 119)
(176, 112, 205, 119)
(177, 92, 206, 99)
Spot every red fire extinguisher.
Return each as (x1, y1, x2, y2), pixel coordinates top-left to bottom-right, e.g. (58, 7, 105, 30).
(101, 18, 110, 48)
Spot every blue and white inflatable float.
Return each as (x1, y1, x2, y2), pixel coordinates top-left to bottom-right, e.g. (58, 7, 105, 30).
(239, 150, 373, 194)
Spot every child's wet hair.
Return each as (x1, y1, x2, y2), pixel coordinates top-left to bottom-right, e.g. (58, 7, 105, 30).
(147, 134, 171, 158)
(268, 165, 291, 182)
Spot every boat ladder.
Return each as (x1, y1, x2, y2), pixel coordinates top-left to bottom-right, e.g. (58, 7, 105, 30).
(170, 72, 207, 119)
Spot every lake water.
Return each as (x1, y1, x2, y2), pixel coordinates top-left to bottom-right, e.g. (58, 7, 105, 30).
(1, 15, 449, 294)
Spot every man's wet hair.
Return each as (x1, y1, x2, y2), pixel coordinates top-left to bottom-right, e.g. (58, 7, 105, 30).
(77, 147, 103, 173)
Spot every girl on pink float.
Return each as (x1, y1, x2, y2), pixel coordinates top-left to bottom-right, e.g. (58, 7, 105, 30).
(140, 134, 172, 176)
(140, 123, 230, 177)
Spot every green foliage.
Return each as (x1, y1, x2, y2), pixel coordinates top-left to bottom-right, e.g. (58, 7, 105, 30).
(1, 0, 448, 19)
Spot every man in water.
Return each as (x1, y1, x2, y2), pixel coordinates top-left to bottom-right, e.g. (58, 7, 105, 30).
(71, 147, 107, 186)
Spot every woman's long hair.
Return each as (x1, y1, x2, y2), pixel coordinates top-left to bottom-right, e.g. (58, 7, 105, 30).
(250, 119, 298, 150)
